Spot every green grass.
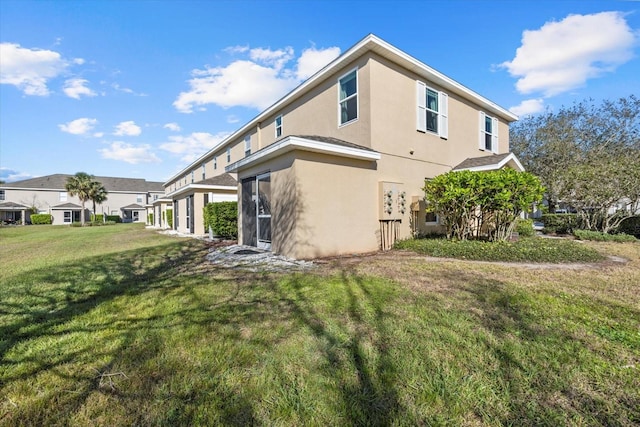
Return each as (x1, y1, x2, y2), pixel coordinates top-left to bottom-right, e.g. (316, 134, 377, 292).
(395, 235, 606, 263)
(574, 229, 638, 242)
(1, 225, 639, 425)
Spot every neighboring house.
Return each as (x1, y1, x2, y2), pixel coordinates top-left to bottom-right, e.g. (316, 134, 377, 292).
(0, 174, 164, 225)
(163, 34, 521, 259)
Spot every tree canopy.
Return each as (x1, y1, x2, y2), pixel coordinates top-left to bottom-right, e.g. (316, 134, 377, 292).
(65, 173, 107, 226)
(510, 96, 640, 233)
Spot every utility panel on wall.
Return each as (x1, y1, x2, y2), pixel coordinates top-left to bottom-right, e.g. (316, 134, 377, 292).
(378, 181, 406, 220)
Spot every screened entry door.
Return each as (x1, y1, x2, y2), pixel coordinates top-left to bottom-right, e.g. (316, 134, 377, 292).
(241, 173, 271, 250)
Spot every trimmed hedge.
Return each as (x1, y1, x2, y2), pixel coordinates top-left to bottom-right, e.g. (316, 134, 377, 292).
(204, 201, 238, 239)
(516, 219, 535, 237)
(617, 216, 640, 238)
(574, 229, 637, 242)
(105, 215, 122, 223)
(91, 214, 104, 223)
(541, 213, 580, 235)
(30, 214, 53, 225)
(166, 209, 173, 228)
(148, 213, 153, 224)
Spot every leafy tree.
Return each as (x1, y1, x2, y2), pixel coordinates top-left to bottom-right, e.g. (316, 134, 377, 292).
(424, 169, 544, 241)
(65, 172, 95, 226)
(88, 181, 108, 220)
(510, 96, 640, 232)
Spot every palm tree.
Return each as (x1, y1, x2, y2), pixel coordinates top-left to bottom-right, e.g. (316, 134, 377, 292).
(88, 181, 108, 221)
(65, 172, 94, 226)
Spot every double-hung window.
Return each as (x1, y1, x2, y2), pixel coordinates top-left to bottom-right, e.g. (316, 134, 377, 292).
(0, 190, 4, 201)
(479, 112, 498, 153)
(244, 136, 251, 157)
(214, 156, 217, 170)
(59, 192, 67, 202)
(416, 81, 448, 138)
(227, 147, 231, 163)
(338, 69, 358, 125)
(202, 163, 206, 180)
(275, 115, 283, 138)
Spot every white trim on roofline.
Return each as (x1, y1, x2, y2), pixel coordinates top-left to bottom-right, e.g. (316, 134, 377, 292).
(225, 136, 381, 173)
(457, 153, 525, 172)
(165, 183, 237, 199)
(164, 34, 517, 185)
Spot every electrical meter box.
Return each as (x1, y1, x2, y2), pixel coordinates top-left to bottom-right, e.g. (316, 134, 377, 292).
(378, 181, 406, 220)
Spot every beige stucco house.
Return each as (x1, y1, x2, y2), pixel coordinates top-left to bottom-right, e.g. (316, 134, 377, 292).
(0, 174, 164, 225)
(164, 34, 521, 258)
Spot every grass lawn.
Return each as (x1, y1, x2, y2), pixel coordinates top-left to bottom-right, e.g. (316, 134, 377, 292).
(1, 224, 639, 425)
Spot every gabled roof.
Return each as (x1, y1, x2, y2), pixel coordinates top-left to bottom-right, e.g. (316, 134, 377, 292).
(452, 152, 524, 172)
(121, 203, 146, 210)
(226, 135, 380, 173)
(166, 33, 517, 184)
(0, 201, 29, 210)
(1, 174, 164, 193)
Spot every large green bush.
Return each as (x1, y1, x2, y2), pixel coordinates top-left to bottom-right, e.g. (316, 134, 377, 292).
(423, 169, 544, 241)
(105, 215, 122, 223)
(617, 216, 640, 238)
(30, 214, 53, 225)
(90, 214, 104, 223)
(541, 213, 580, 235)
(203, 201, 238, 239)
(516, 218, 535, 237)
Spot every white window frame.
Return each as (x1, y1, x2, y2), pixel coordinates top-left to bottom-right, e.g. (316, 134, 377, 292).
(63, 211, 72, 223)
(425, 212, 439, 225)
(479, 112, 499, 153)
(191, 171, 194, 183)
(214, 156, 217, 170)
(227, 147, 231, 163)
(244, 135, 251, 157)
(0, 190, 4, 201)
(416, 81, 448, 139)
(338, 68, 358, 126)
(59, 191, 68, 202)
(275, 115, 283, 138)
(136, 194, 143, 203)
(202, 163, 206, 180)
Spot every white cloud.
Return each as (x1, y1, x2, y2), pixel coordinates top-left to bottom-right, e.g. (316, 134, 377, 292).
(99, 141, 160, 164)
(509, 98, 545, 117)
(159, 131, 230, 163)
(0, 42, 71, 96)
(58, 117, 98, 135)
(163, 122, 181, 132)
(0, 168, 32, 183)
(174, 44, 341, 113)
(112, 82, 147, 96)
(93, 132, 104, 138)
(501, 12, 638, 97)
(113, 120, 142, 136)
(296, 46, 341, 80)
(226, 115, 240, 124)
(63, 78, 96, 99)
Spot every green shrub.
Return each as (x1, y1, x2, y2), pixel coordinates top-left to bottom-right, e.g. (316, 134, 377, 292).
(147, 213, 153, 224)
(394, 236, 604, 263)
(617, 216, 640, 238)
(106, 215, 122, 223)
(203, 201, 238, 239)
(166, 209, 173, 228)
(573, 229, 637, 242)
(91, 214, 104, 222)
(30, 214, 53, 225)
(516, 219, 535, 237)
(541, 213, 580, 235)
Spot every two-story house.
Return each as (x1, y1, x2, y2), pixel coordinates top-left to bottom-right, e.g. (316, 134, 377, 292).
(0, 174, 164, 225)
(163, 34, 523, 259)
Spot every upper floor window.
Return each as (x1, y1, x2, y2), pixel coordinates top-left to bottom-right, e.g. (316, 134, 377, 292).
(214, 156, 217, 170)
(136, 194, 143, 203)
(191, 171, 194, 183)
(0, 190, 4, 201)
(59, 191, 67, 202)
(416, 81, 448, 138)
(479, 112, 498, 153)
(227, 147, 231, 163)
(338, 69, 358, 125)
(244, 136, 251, 157)
(275, 115, 283, 138)
(202, 163, 206, 180)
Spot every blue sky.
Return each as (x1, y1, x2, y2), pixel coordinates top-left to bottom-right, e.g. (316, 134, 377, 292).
(1, 0, 638, 183)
